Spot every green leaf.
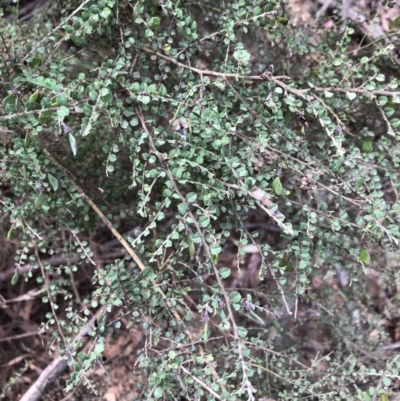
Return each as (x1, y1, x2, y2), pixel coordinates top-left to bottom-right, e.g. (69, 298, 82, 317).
(94, 343, 105, 354)
(391, 118, 400, 128)
(187, 235, 195, 259)
(39, 110, 53, 125)
(210, 244, 221, 255)
(25, 132, 31, 148)
(272, 177, 283, 195)
(147, 17, 160, 29)
(3, 94, 17, 113)
(199, 216, 210, 228)
(362, 140, 373, 152)
(178, 203, 188, 214)
(233, 49, 251, 64)
(186, 192, 197, 202)
(154, 387, 163, 399)
(28, 57, 42, 68)
(230, 291, 242, 303)
(69, 133, 77, 156)
(332, 58, 342, 66)
(100, 7, 112, 19)
(380, 394, 389, 401)
(56, 93, 68, 106)
(389, 16, 400, 30)
(237, 326, 248, 338)
(220, 320, 231, 330)
(3, 94, 16, 106)
(219, 267, 231, 278)
(7, 228, 13, 241)
(218, 309, 227, 322)
(11, 273, 19, 285)
(346, 92, 357, 101)
(29, 89, 39, 102)
(48, 174, 58, 191)
(204, 322, 210, 343)
(248, 310, 265, 326)
(57, 106, 70, 119)
(139, 95, 151, 104)
(35, 192, 45, 209)
(25, 100, 37, 111)
(70, 34, 82, 46)
(360, 248, 370, 264)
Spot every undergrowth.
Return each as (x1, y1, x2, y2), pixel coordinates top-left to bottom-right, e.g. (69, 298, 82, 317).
(1, 0, 400, 400)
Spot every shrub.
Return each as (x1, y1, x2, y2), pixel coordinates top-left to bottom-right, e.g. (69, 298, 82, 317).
(1, 0, 400, 400)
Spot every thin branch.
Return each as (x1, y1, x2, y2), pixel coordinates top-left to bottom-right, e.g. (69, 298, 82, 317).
(180, 366, 221, 400)
(0, 331, 39, 343)
(35, 245, 69, 350)
(67, 226, 96, 265)
(313, 86, 400, 97)
(139, 46, 400, 99)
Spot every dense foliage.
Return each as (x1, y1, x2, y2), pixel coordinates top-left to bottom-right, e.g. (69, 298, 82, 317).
(1, 0, 400, 400)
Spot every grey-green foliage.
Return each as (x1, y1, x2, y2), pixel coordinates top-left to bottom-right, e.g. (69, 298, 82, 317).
(1, 0, 400, 400)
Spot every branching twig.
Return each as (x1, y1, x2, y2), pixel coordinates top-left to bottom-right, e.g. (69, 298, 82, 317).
(21, 0, 92, 63)
(67, 227, 96, 266)
(19, 306, 108, 401)
(139, 46, 400, 99)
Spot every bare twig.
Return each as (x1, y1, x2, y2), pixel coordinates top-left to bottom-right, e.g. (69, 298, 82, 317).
(0, 331, 39, 343)
(139, 46, 400, 99)
(180, 366, 221, 400)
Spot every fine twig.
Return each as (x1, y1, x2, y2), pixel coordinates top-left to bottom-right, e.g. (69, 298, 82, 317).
(35, 245, 69, 350)
(139, 46, 400, 100)
(21, 0, 92, 63)
(180, 366, 221, 400)
(19, 306, 108, 401)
